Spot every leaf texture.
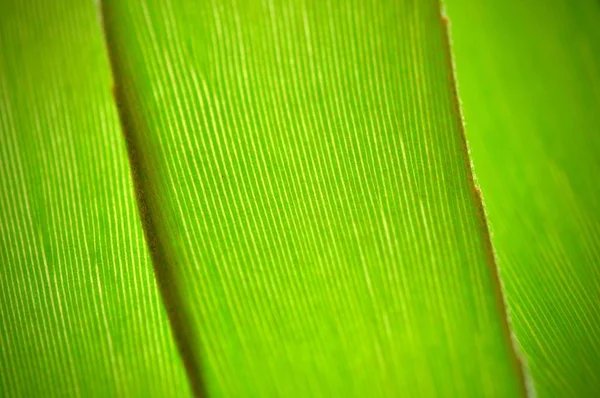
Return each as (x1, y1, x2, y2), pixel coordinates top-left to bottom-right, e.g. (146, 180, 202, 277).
(101, 0, 527, 396)
(0, 0, 191, 396)
(444, 0, 600, 395)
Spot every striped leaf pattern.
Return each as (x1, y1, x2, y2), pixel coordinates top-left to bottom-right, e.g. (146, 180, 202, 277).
(0, 0, 190, 396)
(445, 0, 600, 396)
(102, 0, 525, 396)
(7, 0, 597, 396)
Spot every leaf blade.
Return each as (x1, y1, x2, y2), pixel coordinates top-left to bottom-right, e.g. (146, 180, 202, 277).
(102, 0, 526, 395)
(444, 0, 600, 395)
(0, 0, 191, 396)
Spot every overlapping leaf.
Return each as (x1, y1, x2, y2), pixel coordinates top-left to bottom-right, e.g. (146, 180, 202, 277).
(445, 0, 600, 395)
(0, 1, 190, 396)
(101, 0, 525, 395)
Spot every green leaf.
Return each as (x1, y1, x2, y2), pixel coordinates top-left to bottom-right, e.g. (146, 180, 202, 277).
(0, 1, 190, 396)
(100, 0, 526, 396)
(444, 0, 600, 395)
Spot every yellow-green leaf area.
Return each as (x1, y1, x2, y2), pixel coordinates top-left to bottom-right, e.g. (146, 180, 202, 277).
(0, 0, 191, 396)
(445, 0, 600, 395)
(102, 0, 526, 396)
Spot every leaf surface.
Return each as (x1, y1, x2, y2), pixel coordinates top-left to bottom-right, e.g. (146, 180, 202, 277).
(0, 0, 191, 396)
(444, 0, 600, 395)
(101, 0, 526, 396)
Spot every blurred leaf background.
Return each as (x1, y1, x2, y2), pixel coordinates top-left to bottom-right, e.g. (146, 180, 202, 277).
(445, 0, 600, 396)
